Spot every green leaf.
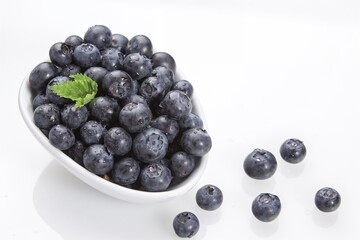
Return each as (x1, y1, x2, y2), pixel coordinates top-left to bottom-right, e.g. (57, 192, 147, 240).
(49, 73, 98, 108)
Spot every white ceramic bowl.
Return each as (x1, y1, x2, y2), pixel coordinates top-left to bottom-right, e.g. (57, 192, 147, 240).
(18, 68, 209, 204)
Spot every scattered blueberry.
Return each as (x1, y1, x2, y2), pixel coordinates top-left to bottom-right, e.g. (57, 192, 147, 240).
(111, 157, 140, 186)
(48, 124, 75, 150)
(140, 162, 172, 191)
(252, 193, 281, 222)
(196, 184, 223, 211)
(181, 128, 212, 157)
(83, 144, 114, 175)
(243, 149, 277, 180)
(173, 212, 199, 238)
(280, 138, 306, 164)
(315, 187, 341, 212)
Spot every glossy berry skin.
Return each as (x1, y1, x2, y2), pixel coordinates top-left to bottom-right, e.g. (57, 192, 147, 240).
(111, 157, 140, 186)
(102, 70, 134, 100)
(178, 113, 203, 130)
(140, 163, 172, 191)
(101, 47, 123, 71)
(64, 35, 83, 48)
(315, 187, 341, 212)
(159, 90, 192, 120)
(89, 96, 119, 123)
(244, 149, 277, 180)
(29, 62, 59, 93)
(46, 76, 72, 106)
(173, 212, 199, 238)
(280, 138, 306, 164)
(126, 35, 153, 58)
(48, 124, 75, 150)
(83, 144, 114, 175)
(111, 34, 128, 53)
(67, 140, 86, 165)
(32, 94, 49, 110)
(34, 103, 60, 130)
(196, 184, 223, 211)
(122, 94, 147, 106)
(80, 120, 105, 145)
(122, 53, 152, 81)
(172, 80, 194, 98)
(118, 102, 152, 133)
(84, 66, 108, 86)
(73, 43, 101, 68)
(151, 66, 175, 92)
(133, 128, 169, 163)
(139, 76, 168, 103)
(151, 52, 176, 74)
(104, 127, 132, 156)
(150, 115, 179, 143)
(252, 193, 281, 222)
(49, 42, 72, 67)
(181, 128, 212, 157)
(60, 64, 82, 77)
(84, 25, 112, 50)
(170, 151, 195, 178)
(61, 104, 89, 130)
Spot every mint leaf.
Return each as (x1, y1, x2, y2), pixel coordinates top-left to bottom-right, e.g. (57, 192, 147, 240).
(49, 73, 98, 108)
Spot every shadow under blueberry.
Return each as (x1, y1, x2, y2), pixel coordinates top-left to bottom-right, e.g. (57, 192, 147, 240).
(312, 208, 339, 228)
(249, 216, 280, 237)
(32, 160, 188, 240)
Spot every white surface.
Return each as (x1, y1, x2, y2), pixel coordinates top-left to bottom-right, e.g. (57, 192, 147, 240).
(1, 0, 360, 239)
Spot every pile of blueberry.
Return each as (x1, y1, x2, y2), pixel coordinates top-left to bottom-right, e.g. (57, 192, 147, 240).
(244, 138, 341, 222)
(29, 25, 212, 192)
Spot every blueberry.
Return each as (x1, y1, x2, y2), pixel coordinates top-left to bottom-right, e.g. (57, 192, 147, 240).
(121, 94, 147, 106)
(252, 193, 281, 222)
(244, 149, 277, 180)
(180, 128, 212, 157)
(150, 115, 179, 143)
(33, 103, 60, 130)
(89, 96, 119, 123)
(46, 76, 72, 106)
(118, 102, 152, 133)
(196, 184, 223, 211)
(315, 187, 341, 212)
(126, 35, 153, 58)
(60, 64, 82, 77)
(80, 120, 105, 145)
(159, 90, 192, 120)
(32, 93, 49, 110)
(67, 140, 86, 165)
(61, 104, 89, 129)
(101, 47, 123, 71)
(104, 127, 132, 156)
(151, 66, 175, 92)
(29, 62, 59, 93)
(73, 43, 101, 68)
(122, 53, 152, 81)
(111, 33, 128, 53)
(280, 138, 306, 164)
(140, 163, 172, 191)
(84, 66, 108, 86)
(64, 35, 83, 48)
(151, 52, 176, 74)
(48, 124, 75, 150)
(133, 128, 168, 163)
(84, 25, 112, 50)
(178, 113, 203, 130)
(83, 144, 114, 176)
(139, 76, 168, 103)
(102, 70, 134, 100)
(111, 157, 140, 186)
(49, 42, 72, 67)
(172, 80, 194, 98)
(173, 212, 199, 238)
(170, 151, 195, 178)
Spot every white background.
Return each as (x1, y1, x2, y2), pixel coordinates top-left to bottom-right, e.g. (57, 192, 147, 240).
(1, 0, 360, 239)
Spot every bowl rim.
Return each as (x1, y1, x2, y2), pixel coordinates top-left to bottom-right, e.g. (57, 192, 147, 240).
(18, 68, 209, 204)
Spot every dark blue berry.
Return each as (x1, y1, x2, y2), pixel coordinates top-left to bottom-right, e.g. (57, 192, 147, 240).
(84, 25, 112, 50)
(83, 144, 113, 175)
(121, 94, 147, 106)
(80, 120, 105, 145)
(48, 124, 75, 150)
(111, 157, 140, 186)
(67, 140, 86, 165)
(122, 53, 152, 81)
(101, 48, 123, 71)
(196, 184, 223, 211)
(60, 64, 81, 77)
(150, 115, 179, 143)
(33, 103, 60, 130)
(170, 151, 195, 178)
(73, 43, 101, 68)
(46, 76, 72, 106)
(49, 42, 72, 67)
(133, 128, 168, 163)
(64, 35, 83, 49)
(140, 163, 172, 191)
(315, 187, 341, 212)
(111, 34, 128, 53)
(102, 70, 134, 100)
(252, 193, 281, 222)
(118, 102, 152, 133)
(61, 104, 89, 130)
(180, 128, 212, 157)
(84, 66, 108, 86)
(151, 52, 176, 74)
(244, 149, 277, 180)
(126, 35, 153, 58)
(280, 138, 306, 164)
(151, 66, 175, 92)
(178, 113, 203, 130)
(32, 94, 49, 110)
(29, 62, 59, 93)
(139, 76, 168, 103)
(172, 80, 193, 98)
(104, 127, 132, 156)
(159, 90, 192, 120)
(89, 96, 119, 123)
(173, 212, 199, 238)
